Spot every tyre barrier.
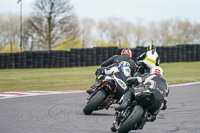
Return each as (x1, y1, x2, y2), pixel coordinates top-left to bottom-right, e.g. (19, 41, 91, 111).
(0, 44, 199, 69)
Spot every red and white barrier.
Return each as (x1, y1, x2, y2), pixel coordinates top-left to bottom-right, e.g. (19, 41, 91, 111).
(0, 90, 85, 99)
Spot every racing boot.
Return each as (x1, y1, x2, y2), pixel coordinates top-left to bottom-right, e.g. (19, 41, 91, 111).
(86, 75, 104, 95)
(115, 90, 133, 111)
(86, 89, 95, 95)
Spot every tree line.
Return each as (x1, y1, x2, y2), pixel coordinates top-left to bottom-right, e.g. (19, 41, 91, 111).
(0, 0, 200, 52)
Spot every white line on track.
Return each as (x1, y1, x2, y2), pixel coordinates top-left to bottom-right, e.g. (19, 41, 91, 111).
(169, 82, 200, 87)
(0, 82, 200, 100)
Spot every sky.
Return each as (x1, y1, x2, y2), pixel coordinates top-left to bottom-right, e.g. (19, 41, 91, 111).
(0, 0, 200, 23)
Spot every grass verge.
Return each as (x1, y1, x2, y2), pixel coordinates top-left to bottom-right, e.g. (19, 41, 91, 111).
(0, 62, 200, 92)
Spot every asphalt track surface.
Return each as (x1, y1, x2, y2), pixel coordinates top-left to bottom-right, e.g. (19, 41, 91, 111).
(0, 83, 200, 133)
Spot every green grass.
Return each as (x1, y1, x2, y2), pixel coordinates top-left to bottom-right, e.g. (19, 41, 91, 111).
(160, 62, 200, 84)
(0, 62, 200, 92)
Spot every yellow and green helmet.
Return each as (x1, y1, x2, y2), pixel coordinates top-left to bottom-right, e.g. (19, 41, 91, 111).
(147, 44, 156, 51)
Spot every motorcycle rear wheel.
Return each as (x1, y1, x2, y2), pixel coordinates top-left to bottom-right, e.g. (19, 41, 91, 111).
(118, 105, 144, 133)
(83, 91, 106, 115)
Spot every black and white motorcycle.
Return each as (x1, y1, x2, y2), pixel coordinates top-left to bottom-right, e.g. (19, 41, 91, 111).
(111, 86, 157, 133)
(83, 62, 131, 115)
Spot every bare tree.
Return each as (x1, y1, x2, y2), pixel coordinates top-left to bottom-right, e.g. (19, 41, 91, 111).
(176, 19, 193, 44)
(158, 20, 175, 46)
(0, 13, 20, 50)
(193, 23, 200, 43)
(148, 22, 162, 46)
(80, 18, 96, 48)
(158, 19, 196, 46)
(23, 17, 39, 51)
(97, 18, 134, 46)
(98, 18, 123, 44)
(29, 0, 79, 50)
(96, 18, 200, 47)
(132, 19, 148, 46)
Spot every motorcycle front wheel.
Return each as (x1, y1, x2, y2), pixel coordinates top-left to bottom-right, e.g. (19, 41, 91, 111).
(83, 90, 106, 115)
(118, 105, 144, 133)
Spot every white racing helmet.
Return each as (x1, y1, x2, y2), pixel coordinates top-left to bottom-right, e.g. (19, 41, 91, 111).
(119, 61, 131, 77)
(150, 66, 164, 75)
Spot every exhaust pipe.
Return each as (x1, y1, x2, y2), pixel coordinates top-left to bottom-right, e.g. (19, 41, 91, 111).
(146, 113, 156, 122)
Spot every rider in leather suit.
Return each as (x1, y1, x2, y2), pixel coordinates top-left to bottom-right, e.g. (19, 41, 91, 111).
(115, 66, 169, 121)
(135, 44, 160, 76)
(86, 48, 137, 100)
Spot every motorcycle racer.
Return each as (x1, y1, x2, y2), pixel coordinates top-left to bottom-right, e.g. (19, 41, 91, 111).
(86, 48, 137, 100)
(115, 66, 169, 122)
(135, 44, 160, 76)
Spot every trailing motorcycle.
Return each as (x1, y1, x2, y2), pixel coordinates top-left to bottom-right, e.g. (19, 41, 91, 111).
(111, 88, 157, 133)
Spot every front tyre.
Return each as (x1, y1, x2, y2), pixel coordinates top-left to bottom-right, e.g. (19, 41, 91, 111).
(118, 105, 144, 133)
(83, 91, 106, 115)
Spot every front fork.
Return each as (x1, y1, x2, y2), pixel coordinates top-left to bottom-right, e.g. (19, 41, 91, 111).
(87, 91, 97, 100)
(103, 94, 115, 109)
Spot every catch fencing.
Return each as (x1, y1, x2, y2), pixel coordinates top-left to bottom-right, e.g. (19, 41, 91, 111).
(0, 44, 200, 69)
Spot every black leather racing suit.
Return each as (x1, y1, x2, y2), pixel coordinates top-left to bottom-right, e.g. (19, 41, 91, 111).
(96, 54, 137, 99)
(96, 54, 136, 76)
(127, 73, 169, 115)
